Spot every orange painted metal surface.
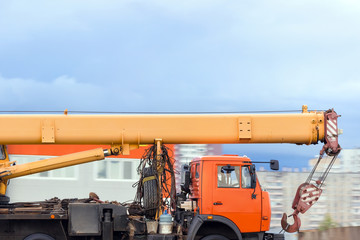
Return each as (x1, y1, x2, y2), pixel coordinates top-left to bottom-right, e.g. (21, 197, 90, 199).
(2, 148, 106, 180)
(189, 159, 201, 200)
(6, 144, 174, 158)
(0, 146, 9, 195)
(193, 155, 265, 233)
(0, 112, 324, 145)
(261, 191, 271, 231)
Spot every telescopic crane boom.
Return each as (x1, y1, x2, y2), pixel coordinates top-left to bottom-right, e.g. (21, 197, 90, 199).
(0, 107, 326, 146)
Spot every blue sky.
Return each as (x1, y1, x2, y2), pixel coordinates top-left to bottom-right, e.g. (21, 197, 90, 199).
(0, 0, 359, 168)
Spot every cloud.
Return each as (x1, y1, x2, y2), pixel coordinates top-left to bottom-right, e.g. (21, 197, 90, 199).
(0, 74, 144, 111)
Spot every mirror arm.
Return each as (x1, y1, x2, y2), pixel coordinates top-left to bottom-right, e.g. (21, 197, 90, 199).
(244, 161, 269, 164)
(243, 160, 279, 171)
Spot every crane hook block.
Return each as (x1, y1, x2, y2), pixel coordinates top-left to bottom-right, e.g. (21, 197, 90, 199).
(281, 213, 301, 233)
(281, 183, 322, 233)
(291, 183, 323, 214)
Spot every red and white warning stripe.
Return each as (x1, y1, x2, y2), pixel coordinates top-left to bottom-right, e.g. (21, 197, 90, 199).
(327, 119, 337, 141)
(322, 109, 341, 155)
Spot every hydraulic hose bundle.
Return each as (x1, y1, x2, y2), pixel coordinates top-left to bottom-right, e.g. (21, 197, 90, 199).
(134, 144, 176, 219)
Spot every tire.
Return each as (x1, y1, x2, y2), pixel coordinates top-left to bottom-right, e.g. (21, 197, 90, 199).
(273, 234, 285, 240)
(143, 167, 158, 218)
(201, 235, 230, 240)
(24, 233, 55, 240)
(0, 195, 10, 204)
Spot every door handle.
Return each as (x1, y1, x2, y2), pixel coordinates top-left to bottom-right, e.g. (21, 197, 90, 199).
(213, 201, 223, 205)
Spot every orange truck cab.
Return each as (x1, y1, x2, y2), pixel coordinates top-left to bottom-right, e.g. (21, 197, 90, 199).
(176, 155, 282, 240)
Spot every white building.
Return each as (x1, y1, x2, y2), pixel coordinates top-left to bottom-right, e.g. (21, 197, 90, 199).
(174, 144, 222, 165)
(7, 154, 141, 203)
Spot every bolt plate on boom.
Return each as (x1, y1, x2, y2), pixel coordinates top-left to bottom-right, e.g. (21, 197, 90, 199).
(239, 118, 252, 139)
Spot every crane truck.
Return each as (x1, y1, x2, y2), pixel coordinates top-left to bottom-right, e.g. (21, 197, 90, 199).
(0, 106, 341, 240)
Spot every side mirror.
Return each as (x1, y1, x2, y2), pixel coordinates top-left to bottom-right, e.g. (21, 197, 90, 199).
(250, 165, 257, 188)
(270, 160, 279, 170)
(180, 164, 191, 193)
(249, 165, 256, 174)
(244, 159, 280, 171)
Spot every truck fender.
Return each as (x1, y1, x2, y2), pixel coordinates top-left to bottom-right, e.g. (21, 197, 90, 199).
(187, 215, 242, 240)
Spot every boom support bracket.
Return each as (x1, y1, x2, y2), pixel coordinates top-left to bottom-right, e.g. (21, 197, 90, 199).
(110, 144, 130, 155)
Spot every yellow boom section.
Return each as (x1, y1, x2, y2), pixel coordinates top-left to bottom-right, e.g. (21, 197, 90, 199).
(0, 148, 107, 180)
(0, 111, 324, 146)
(0, 148, 109, 195)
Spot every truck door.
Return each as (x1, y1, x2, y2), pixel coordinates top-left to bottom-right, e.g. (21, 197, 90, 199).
(212, 163, 262, 233)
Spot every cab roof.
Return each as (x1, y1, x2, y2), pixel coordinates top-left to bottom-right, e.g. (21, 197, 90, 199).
(192, 155, 251, 162)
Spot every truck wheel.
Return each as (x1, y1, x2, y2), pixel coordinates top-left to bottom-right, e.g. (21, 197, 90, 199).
(143, 167, 158, 218)
(272, 234, 285, 240)
(24, 233, 55, 240)
(201, 235, 229, 240)
(0, 195, 10, 204)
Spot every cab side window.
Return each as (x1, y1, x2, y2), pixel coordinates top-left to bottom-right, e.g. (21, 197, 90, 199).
(241, 166, 252, 188)
(217, 166, 240, 188)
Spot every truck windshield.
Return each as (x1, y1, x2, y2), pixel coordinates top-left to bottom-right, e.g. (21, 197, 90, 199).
(217, 166, 240, 188)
